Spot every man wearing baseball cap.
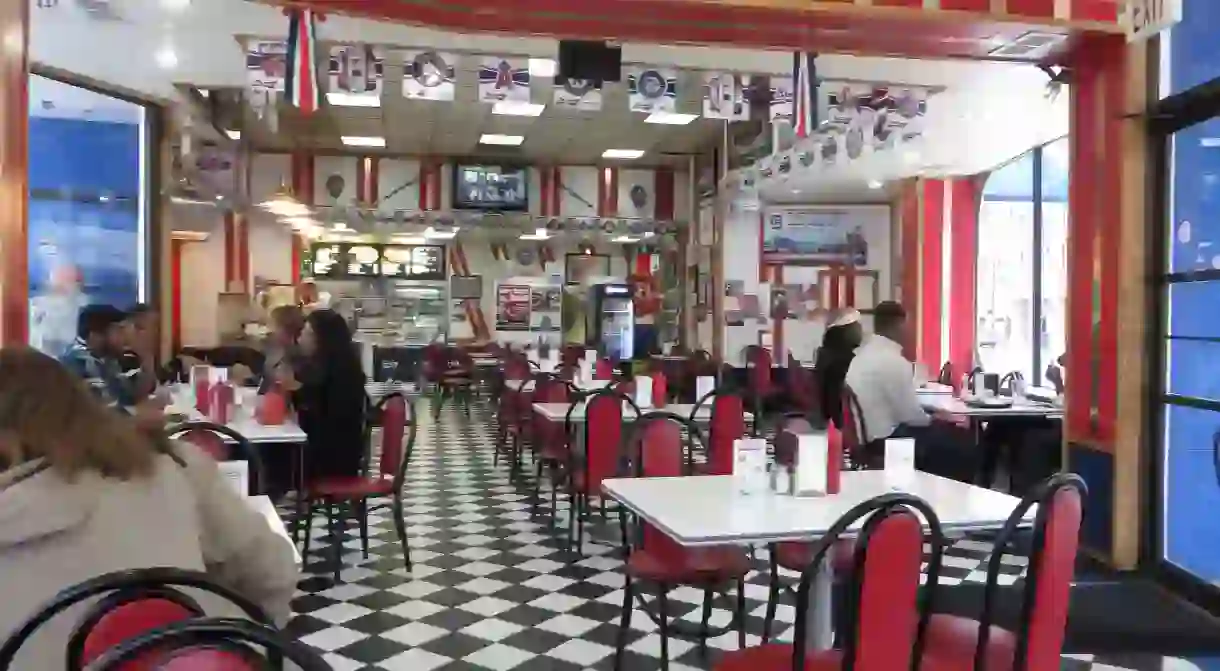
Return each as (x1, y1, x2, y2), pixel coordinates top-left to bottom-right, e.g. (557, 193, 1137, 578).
(59, 304, 140, 411)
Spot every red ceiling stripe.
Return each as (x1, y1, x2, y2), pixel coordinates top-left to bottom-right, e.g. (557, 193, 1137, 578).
(898, 180, 921, 361)
(606, 167, 619, 217)
(550, 167, 563, 217)
(1004, 0, 1055, 18)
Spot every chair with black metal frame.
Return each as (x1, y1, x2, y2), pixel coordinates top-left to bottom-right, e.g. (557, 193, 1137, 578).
(613, 412, 750, 670)
(919, 473, 1087, 671)
(166, 422, 265, 496)
(529, 373, 578, 525)
(743, 345, 779, 428)
(81, 618, 331, 671)
(0, 567, 275, 671)
(495, 353, 532, 469)
(715, 492, 947, 671)
(840, 384, 876, 470)
(689, 388, 748, 475)
(298, 392, 417, 582)
(561, 389, 640, 555)
(434, 346, 476, 418)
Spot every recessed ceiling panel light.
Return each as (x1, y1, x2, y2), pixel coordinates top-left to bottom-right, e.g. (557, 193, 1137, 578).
(341, 136, 386, 148)
(424, 226, 459, 239)
(479, 134, 525, 146)
(155, 46, 178, 69)
(225, 129, 240, 140)
(602, 149, 645, 159)
(867, 180, 884, 189)
(528, 58, 556, 77)
(326, 92, 381, 108)
(390, 235, 428, 245)
(611, 235, 640, 243)
(645, 112, 699, 125)
(493, 101, 546, 117)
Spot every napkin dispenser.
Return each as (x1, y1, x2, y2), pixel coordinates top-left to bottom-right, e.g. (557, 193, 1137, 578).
(634, 375, 653, 409)
(791, 432, 841, 497)
(695, 376, 716, 402)
(733, 438, 769, 495)
(578, 359, 594, 383)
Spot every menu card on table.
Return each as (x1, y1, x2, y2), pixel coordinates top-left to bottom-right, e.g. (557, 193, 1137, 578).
(792, 433, 828, 497)
(733, 438, 768, 495)
(634, 375, 653, 409)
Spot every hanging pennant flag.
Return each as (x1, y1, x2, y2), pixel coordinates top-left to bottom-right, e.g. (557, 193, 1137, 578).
(769, 76, 793, 122)
(702, 73, 749, 121)
(478, 56, 530, 104)
(403, 50, 458, 101)
(792, 52, 817, 138)
(627, 68, 677, 114)
(285, 9, 321, 114)
(553, 76, 602, 111)
(328, 44, 383, 103)
(246, 41, 286, 129)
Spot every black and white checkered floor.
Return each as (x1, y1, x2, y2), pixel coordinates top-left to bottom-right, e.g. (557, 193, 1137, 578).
(280, 402, 1216, 671)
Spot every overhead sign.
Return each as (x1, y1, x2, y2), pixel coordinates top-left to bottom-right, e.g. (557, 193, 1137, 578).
(1124, 0, 1182, 42)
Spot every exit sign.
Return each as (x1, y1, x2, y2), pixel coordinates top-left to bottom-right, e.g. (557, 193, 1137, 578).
(1124, 0, 1183, 42)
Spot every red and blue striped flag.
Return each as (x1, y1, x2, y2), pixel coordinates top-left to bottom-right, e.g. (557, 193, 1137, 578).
(792, 52, 817, 138)
(285, 8, 320, 114)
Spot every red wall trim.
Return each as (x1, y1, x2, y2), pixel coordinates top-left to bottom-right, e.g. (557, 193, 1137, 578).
(431, 161, 443, 209)
(1066, 43, 1099, 444)
(773, 265, 785, 359)
(598, 166, 620, 217)
(539, 167, 553, 217)
(170, 239, 184, 353)
(291, 235, 304, 285)
(947, 177, 980, 378)
(236, 214, 250, 292)
(654, 167, 676, 221)
(1097, 38, 1124, 443)
(0, 0, 28, 345)
(223, 211, 237, 289)
(368, 156, 380, 203)
(419, 160, 432, 211)
(919, 179, 945, 369)
(550, 167, 563, 216)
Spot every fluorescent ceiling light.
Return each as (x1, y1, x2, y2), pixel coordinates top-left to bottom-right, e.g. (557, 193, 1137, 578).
(327, 92, 381, 108)
(331, 223, 351, 232)
(611, 235, 640, 243)
(528, 58, 556, 77)
(479, 134, 525, 146)
(645, 112, 698, 125)
(642, 231, 655, 238)
(424, 226, 458, 239)
(225, 129, 240, 141)
(493, 101, 545, 117)
(341, 136, 386, 148)
(602, 149, 645, 160)
(390, 235, 427, 245)
(155, 45, 178, 69)
(867, 180, 884, 190)
(519, 227, 550, 240)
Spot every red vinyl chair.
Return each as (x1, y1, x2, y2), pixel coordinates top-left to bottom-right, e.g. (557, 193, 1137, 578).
(840, 384, 877, 470)
(744, 345, 778, 424)
(300, 392, 416, 582)
(690, 388, 746, 476)
(166, 422, 264, 496)
(614, 413, 750, 669)
(496, 353, 532, 469)
(530, 373, 574, 524)
(594, 358, 614, 380)
(715, 492, 945, 671)
(0, 568, 274, 671)
(562, 389, 640, 554)
(82, 618, 330, 671)
(919, 473, 1087, 671)
(433, 347, 475, 418)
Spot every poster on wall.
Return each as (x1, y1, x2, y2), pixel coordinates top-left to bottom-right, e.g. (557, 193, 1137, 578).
(553, 76, 603, 111)
(702, 73, 750, 121)
(762, 208, 869, 265)
(626, 68, 677, 114)
(328, 45, 384, 103)
(495, 284, 531, 331)
(478, 57, 531, 104)
(402, 50, 457, 101)
(530, 286, 562, 332)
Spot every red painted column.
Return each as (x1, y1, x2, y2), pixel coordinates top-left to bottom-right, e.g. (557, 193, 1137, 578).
(223, 211, 238, 291)
(898, 180, 921, 360)
(170, 239, 184, 352)
(598, 167, 619, 217)
(539, 167, 553, 217)
(654, 167, 675, 221)
(0, 0, 29, 344)
(919, 179, 945, 369)
(947, 177, 980, 378)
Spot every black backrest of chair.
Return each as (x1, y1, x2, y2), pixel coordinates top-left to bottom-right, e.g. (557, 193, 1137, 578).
(81, 618, 331, 671)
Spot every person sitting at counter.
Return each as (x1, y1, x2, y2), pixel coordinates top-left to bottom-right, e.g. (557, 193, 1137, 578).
(274, 309, 367, 482)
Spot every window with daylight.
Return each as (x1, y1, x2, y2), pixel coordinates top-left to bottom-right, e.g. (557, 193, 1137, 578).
(974, 137, 1068, 386)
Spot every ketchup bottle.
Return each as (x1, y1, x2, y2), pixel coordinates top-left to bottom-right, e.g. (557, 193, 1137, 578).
(826, 421, 843, 495)
(651, 371, 667, 408)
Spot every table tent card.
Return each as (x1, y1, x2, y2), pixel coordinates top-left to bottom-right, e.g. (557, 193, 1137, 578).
(634, 375, 653, 409)
(578, 359, 593, 384)
(218, 460, 249, 497)
(792, 433, 829, 496)
(696, 376, 716, 401)
(733, 437, 769, 495)
(885, 437, 917, 480)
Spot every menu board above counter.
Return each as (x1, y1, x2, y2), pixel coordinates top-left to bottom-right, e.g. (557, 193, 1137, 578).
(308, 243, 446, 281)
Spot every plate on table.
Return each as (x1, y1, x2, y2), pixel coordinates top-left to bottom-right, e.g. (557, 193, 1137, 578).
(964, 397, 1013, 409)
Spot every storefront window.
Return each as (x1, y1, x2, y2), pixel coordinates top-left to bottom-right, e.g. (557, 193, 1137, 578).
(975, 139, 1068, 385)
(1162, 0, 1220, 98)
(27, 74, 149, 356)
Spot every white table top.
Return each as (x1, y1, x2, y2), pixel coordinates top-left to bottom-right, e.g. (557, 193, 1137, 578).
(918, 391, 1063, 418)
(246, 495, 302, 566)
(918, 382, 955, 395)
(505, 379, 611, 393)
(533, 401, 754, 423)
(602, 473, 1029, 546)
(166, 408, 308, 444)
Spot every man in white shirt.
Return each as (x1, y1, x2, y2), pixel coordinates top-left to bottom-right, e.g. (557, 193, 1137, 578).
(845, 301, 978, 482)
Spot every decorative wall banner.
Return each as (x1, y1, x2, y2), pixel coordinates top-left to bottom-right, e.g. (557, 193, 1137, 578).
(770, 76, 794, 121)
(402, 50, 458, 101)
(627, 68, 677, 114)
(762, 207, 869, 266)
(495, 283, 531, 331)
(246, 41, 287, 129)
(328, 45, 383, 102)
(478, 57, 531, 104)
(553, 76, 603, 111)
(702, 73, 750, 121)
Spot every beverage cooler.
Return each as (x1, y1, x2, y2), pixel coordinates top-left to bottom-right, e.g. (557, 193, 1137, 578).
(588, 283, 634, 361)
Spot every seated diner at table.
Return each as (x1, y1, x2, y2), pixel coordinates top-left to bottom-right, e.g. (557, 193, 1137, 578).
(813, 307, 864, 429)
(844, 300, 979, 482)
(259, 304, 305, 395)
(274, 309, 367, 482)
(0, 348, 298, 669)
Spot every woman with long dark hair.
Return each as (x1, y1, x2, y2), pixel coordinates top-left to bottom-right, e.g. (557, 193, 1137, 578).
(813, 309, 864, 428)
(277, 309, 367, 481)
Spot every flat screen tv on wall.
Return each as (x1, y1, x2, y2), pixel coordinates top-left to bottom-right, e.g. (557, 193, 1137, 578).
(453, 164, 528, 212)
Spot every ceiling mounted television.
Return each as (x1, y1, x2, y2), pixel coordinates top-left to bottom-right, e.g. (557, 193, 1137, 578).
(453, 163, 528, 212)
